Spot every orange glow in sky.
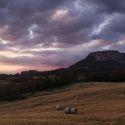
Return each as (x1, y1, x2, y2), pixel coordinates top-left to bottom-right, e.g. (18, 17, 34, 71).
(0, 64, 60, 74)
(0, 64, 23, 74)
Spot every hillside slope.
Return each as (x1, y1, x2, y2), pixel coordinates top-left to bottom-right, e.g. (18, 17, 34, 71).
(70, 50, 125, 72)
(0, 83, 125, 125)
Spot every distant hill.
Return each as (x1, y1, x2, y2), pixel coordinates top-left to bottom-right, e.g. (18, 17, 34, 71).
(1, 50, 125, 102)
(69, 50, 125, 73)
(15, 50, 125, 82)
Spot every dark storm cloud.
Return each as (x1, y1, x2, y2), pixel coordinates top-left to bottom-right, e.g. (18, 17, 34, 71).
(89, 0, 125, 13)
(0, 0, 125, 70)
(0, 0, 100, 47)
(88, 0, 125, 43)
(109, 14, 125, 33)
(91, 13, 125, 43)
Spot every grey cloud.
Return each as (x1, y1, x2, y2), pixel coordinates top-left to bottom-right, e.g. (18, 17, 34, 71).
(0, 0, 125, 70)
(88, 0, 125, 13)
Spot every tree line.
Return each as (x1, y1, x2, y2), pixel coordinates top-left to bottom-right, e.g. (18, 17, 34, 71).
(0, 69, 125, 101)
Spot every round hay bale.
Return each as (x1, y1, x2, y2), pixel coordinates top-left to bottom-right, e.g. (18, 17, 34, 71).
(64, 107, 71, 114)
(75, 97, 80, 100)
(56, 105, 63, 110)
(70, 107, 78, 114)
(64, 107, 78, 114)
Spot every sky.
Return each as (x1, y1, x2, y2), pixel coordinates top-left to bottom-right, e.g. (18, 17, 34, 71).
(0, 0, 125, 73)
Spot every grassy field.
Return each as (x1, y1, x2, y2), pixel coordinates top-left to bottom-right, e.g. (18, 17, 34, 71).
(0, 82, 125, 125)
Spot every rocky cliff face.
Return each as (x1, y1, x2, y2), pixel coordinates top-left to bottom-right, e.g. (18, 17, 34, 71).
(70, 50, 125, 72)
(85, 50, 125, 63)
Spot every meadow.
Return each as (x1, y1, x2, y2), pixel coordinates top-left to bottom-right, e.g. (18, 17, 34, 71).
(0, 82, 125, 125)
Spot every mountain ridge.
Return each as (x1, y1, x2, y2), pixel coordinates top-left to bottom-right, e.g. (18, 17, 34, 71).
(69, 50, 125, 72)
(85, 50, 125, 62)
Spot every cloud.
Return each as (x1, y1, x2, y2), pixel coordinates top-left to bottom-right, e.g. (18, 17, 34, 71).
(88, 0, 125, 13)
(0, 0, 125, 72)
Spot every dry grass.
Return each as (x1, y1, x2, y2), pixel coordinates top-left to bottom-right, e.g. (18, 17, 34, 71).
(0, 82, 125, 125)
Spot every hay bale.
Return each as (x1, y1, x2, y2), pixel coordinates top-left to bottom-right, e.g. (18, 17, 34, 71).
(64, 107, 78, 114)
(70, 107, 78, 114)
(75, 97, 80, 100)
(64, 107, 71, 114)
(56, 105, 63, 110)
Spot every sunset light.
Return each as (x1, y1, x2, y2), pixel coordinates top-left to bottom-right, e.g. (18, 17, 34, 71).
(0, 0, 124, 73)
